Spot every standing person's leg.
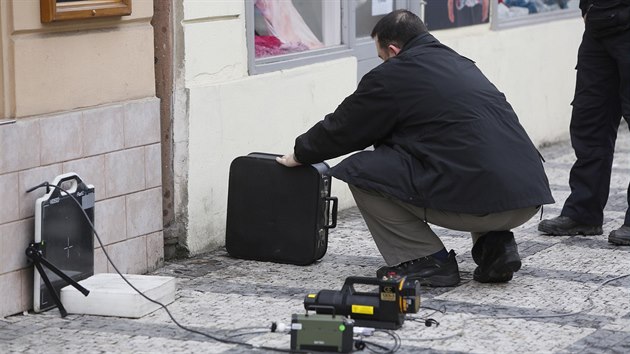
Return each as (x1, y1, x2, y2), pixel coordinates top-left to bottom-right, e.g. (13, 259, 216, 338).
(539, 31, 622, 235)
(349, 185, 460, 287)
(606, 30, 630, 245)
(563, 33, 622, 225)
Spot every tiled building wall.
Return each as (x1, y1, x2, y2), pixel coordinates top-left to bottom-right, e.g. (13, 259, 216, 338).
(0, 97, 163, 318)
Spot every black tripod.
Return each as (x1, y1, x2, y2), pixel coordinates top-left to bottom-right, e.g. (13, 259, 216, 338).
(25, 242, 90, 317)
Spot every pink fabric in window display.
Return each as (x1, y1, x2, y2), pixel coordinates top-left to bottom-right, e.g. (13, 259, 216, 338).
(254, 0, 323, 57)
(255, 35, 309, 57)
(255, 35, 283, 57)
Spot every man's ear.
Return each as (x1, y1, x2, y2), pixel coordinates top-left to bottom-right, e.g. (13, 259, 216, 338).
(388, 44, 401, 57)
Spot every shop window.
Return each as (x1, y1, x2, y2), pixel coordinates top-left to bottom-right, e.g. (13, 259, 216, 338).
(492, 0, 580, 29)
(247, 0, 350, 74)
(246, 0, 421, 76)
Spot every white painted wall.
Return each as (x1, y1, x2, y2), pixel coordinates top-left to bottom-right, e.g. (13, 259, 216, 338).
(175, 1, 582, 255)
(186, 61, 357, 253)
(176, 1, 357, 254)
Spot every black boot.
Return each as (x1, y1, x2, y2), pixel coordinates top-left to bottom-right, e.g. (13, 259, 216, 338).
(538, 216, 602, 236)
(609, 225, 630, 245)
(472, 231, 521, 283)
(376, 250, 460, 287)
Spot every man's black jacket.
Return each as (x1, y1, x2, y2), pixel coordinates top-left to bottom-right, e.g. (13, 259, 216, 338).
(580, 0, 630, 16)
(294, 33, 554, 214)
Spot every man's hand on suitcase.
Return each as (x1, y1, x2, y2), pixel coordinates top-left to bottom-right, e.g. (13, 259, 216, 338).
(276, 153, 302, 167)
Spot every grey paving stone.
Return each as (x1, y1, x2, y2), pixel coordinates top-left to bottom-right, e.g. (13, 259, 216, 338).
(560, 329, 630, 353)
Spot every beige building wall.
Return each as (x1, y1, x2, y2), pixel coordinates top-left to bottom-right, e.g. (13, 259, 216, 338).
(0, 0, 162, 318)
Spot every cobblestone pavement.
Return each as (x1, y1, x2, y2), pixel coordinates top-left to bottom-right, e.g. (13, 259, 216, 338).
(2, 126, 630, 353)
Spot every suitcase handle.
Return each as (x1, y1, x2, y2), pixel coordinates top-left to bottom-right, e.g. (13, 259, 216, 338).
(325, 196, 338, 229)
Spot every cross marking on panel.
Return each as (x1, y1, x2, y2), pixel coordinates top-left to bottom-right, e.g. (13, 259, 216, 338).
(64, 237, 74, 258)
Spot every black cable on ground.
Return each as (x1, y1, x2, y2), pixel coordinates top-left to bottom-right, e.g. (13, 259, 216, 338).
(355, 329, 401, 354)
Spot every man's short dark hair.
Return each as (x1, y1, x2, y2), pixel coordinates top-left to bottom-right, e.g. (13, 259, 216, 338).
(371, 10, 428, 50)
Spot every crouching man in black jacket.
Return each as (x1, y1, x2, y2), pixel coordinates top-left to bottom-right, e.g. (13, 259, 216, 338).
(277, 10, 554, 286)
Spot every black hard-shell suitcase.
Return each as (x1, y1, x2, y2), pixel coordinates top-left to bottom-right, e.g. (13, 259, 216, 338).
(225, 152, 338, 265)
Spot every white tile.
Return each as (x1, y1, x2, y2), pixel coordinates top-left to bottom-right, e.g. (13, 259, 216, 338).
(0, 173, 19, 224)
(104, 147, 145, 198)
(0, 118, 40, 174)
(94, 197, 126, 246)
(124, 99, 160, 148)
(39, 112, 83, 165)
(0, 219, 34, 273)
(144, 144, 162, 189)
(0, 271, 24, 317)
(82, 104, 124, 156)
(126, 188, 162, 238)
(146, 231, 164, 272)
(20, 268, 33, 311)
(93, 247, 108, 274)
(106, 236, 147, 274)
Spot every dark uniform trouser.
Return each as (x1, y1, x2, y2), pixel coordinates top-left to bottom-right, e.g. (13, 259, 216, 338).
(561, 29, 630, 226)
(349, 185, 540, 266)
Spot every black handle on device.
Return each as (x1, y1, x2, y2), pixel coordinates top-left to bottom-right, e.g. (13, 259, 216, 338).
(305, 304, 337, 317)
(341, 276, 404, 295)
(26, 173, 90, 197)
(342, 276, 382, 288)
(324, 196, 338, 229)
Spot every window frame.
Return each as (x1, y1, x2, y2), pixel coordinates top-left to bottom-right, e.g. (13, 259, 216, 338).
(490, 0, 581, 30)
(40, 0, 132, 23)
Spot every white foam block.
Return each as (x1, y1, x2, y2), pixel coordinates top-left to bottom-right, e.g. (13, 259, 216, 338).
(60, 273, 176, 318)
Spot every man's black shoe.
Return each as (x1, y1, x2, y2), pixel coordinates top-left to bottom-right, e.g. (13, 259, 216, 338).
(609, 225, 630, 245)
(376, 250, 460, 287)
(472, 231, 521, 283)
(538, 216, 603, 236)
